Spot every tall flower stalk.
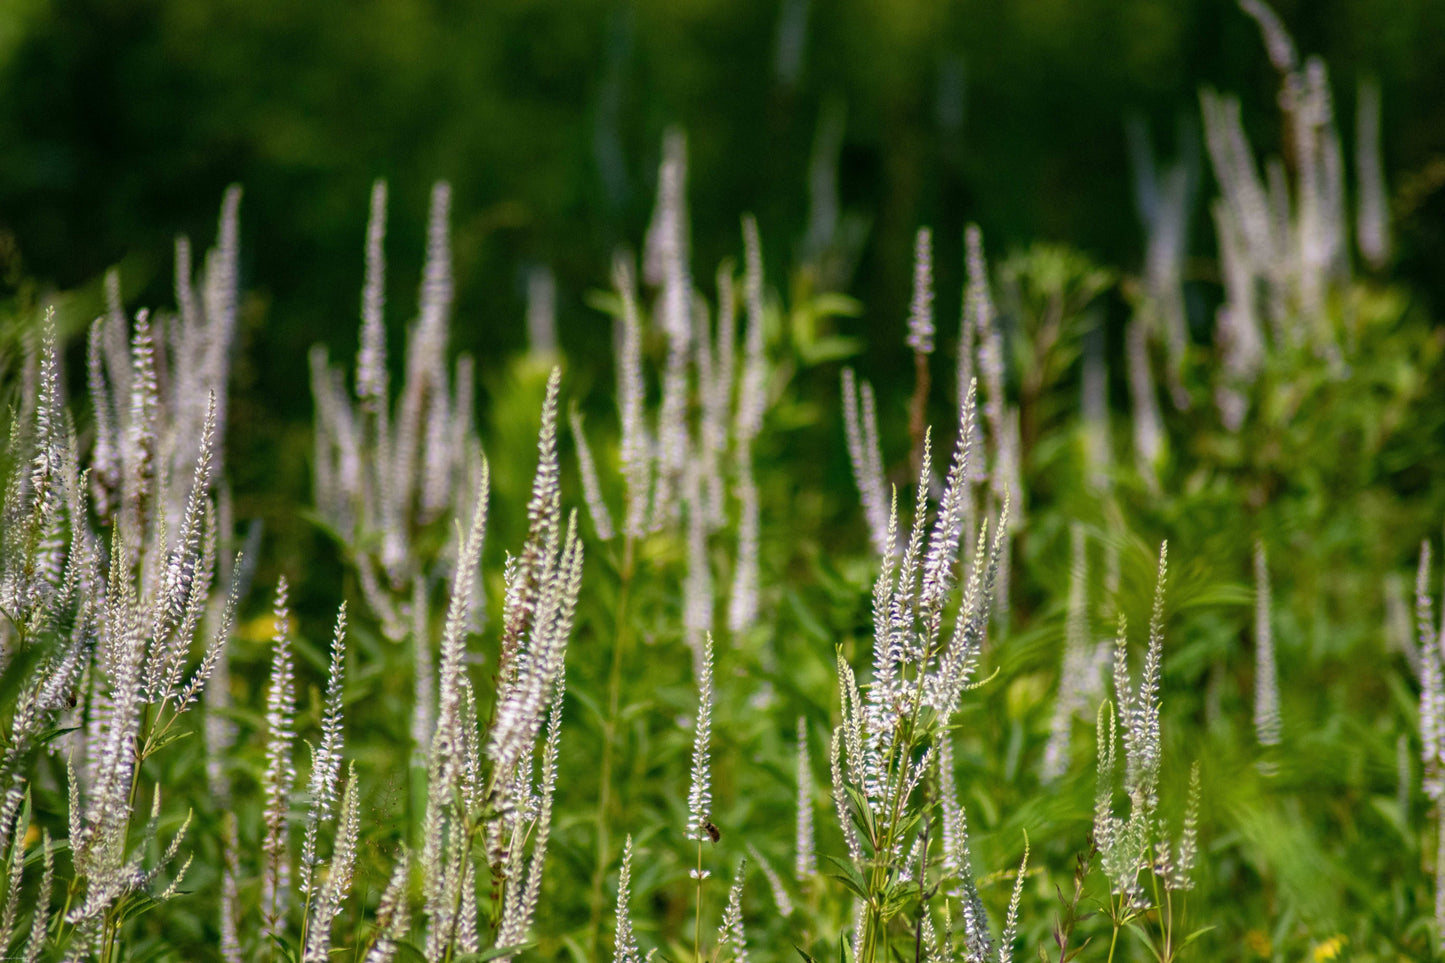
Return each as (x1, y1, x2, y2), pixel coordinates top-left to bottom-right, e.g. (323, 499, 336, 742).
(418, 366, 584, 962)
(687, 632, 716, 959)
(1093, 545, 1201, 962)
(829, 377, 1020, 963)
(311, 179, 485, 642)
(0, 189, 245, 961)
(581, 147, 775, 954)
(1415, 541, 1445, 940)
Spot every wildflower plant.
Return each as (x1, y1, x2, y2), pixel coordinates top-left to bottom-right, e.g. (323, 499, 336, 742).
(0, 188, 246, 961)
(1092, 544, 1203, 962)
(1042, 524, 1109, 783)
(2, 5, 1442, 956)
(416, 366, 582, 962)
(251, 580, 361, 962)
(611, 835, 641, 963)
(605, 630, 754, 963)
(575, 134, 781, 955)
(311, 179, 486, 642)
(824, 378, 1021, 963)
(1415, 540, 1445, 941)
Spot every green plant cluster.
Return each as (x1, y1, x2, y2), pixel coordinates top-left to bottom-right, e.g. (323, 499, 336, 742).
(0, 5, 1443, 963)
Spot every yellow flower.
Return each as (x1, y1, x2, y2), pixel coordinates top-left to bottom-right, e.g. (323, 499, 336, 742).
(1245, 929, 1271, 956)
(1312, 934, 1347, 961)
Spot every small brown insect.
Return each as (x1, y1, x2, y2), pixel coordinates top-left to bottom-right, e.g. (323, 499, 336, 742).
(703, 820, 721, 843)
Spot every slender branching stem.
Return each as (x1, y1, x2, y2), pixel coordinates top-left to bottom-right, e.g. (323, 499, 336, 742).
(1105, 891, 1127, 963)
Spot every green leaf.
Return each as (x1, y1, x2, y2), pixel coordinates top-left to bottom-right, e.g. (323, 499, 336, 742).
(1123, 920, 1163, 963)
(35, 724, 79, 747)
(842, 783, 878, 846)
(809, 293, 864, 318)
(881, 879, 920, 916)
(147, 727, 193, 754)
(584, 289, 625, 318)
(893, 811, 923, 847)
(798, 335, 863, 365)
(561, 935, 590, 963)
(392, 940, 430, 963)
(826, 871, 868, 900)
(267, 933, 300, 963)
(822, 854, 869, 900)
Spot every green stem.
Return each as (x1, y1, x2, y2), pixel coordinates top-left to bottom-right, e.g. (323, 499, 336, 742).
(99, 702, 158, 963)
(1106, 894, 1123, 963)
(126, 703, 151, 814)
(1165, 887, 1174, 961)
(853, 589, 950, 963)
(1149, 863, 1171, 962)
(299, 880, 316, 963)
(55, 878, 77, 944)
(441, 817, 480, 963)
(695, 839, 704, 962)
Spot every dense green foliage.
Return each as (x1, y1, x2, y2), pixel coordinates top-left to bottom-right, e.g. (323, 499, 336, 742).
(0, 3, 1444, 962)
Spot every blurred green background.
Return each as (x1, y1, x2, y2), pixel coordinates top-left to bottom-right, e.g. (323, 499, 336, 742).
(2, 0, 1443, 383)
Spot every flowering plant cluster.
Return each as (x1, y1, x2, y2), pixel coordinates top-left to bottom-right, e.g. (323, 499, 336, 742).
(0, 5, 1441, 963)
